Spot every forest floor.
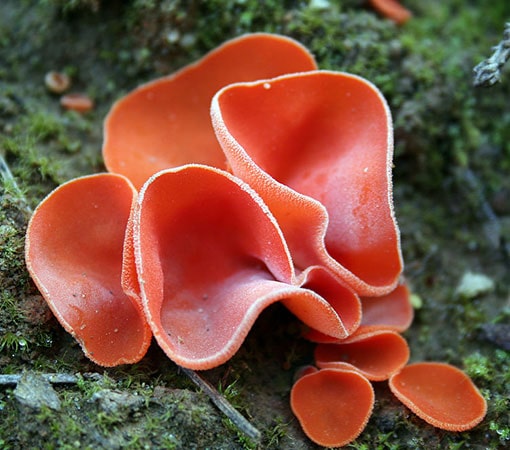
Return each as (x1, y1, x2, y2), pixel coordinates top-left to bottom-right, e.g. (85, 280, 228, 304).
(1, 1, 509, 449)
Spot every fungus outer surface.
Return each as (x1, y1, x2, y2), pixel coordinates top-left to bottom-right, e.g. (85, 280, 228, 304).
(368, 0, 412, 24)
(25, 173, 151, 366)
(103, 33, 317, 189)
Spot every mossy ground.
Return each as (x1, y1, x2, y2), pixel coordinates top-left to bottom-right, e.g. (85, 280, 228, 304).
(1, 1, 509, 448)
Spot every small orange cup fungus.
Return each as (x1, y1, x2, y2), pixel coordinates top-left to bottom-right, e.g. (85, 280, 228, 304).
(45, 71, 71, 94)
(291, 368, 375, 447)
(389, 362, 487, 431)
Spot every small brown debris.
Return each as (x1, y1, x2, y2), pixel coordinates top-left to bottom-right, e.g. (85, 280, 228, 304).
(44, 71, 71, 94)
(60, 93, 94, 113)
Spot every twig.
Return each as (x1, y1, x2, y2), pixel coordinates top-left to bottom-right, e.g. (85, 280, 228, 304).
(0, 373, 79, 386)
(180, 367, 262, 444)
(473, 22, 510, 86)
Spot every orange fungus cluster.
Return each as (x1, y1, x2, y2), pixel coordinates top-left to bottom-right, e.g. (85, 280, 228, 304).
(25, 34, 486, 446)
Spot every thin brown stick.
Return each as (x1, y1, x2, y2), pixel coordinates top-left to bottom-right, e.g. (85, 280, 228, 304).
(180, 367, 262, 443)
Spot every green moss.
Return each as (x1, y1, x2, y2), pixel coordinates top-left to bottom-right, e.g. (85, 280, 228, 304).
(265, 416, 289, 447)
(0, 370, 246, 449)
(463, 352, 493, 381)
(0, 177, 49, 366)
(0, 332, 29, 354)
(463, 349, 510, 448)
(392, 1, 510, 193)
(222, 418, 258, 450)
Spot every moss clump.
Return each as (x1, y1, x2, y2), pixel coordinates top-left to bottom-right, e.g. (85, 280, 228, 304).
(0, 371, 244, 449)
(0, 178, 53, 366)
(392, 2, 510, 199)
(464, 349, 510, 448)
(40, 0, 101, 13)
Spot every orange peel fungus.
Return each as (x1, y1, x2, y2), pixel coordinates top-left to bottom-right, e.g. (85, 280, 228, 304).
(314, 328, 410, 381)
(211, 70, 403, 297)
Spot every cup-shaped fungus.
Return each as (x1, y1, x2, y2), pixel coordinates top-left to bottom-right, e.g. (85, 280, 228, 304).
(291, 368, 375, 447)
(25, 174, 151, 366)
(60, 93, 94, 113)
(129, 165, 354, 369)
(103, 33, 317, 189)
(389, 362, 487, 431)
(211, 71, 402, 297)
